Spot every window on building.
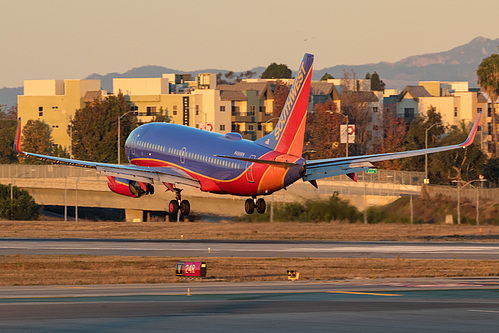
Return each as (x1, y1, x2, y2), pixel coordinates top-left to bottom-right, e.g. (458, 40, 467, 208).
(454, 107, 458, 117)
(146, 106, 156, 116)
(173, 105, 177, 116)
(248, 124, 255, 131)
(404, 108, 414, 118)
(249, 105, 256, 116)
(220, 124, 225, 131)
(220, 106, 225, 112)
(38, 106, 43, 117)
(260, 106, 266, 113)
(52, 106, 59, 110)
(196, 105, 200, 115)
(373, 125, 379, 131)
(477, 107, 482, 114)
(373, 107, 378, 113)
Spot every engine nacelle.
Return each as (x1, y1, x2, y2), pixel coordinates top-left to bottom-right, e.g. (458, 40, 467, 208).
(106, 176, 154, 198)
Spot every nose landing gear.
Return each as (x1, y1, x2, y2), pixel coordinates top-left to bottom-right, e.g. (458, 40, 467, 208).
(245, 197, 266, 214)
(169, 189, 190, 216)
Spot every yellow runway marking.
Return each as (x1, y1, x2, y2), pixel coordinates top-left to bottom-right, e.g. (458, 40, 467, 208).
(327, 291, 402, 297)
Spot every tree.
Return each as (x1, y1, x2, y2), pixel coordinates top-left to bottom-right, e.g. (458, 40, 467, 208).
(320, 73, 334, 81)
(272, 80, 290, 128)
(477, 53, 499, 157)
(70, 92, 137, 163)
(340, 70, 372, 155)
(401, 106, 445, 172)
(370, 71, 385, 91)
(261, 62, 292, 79)
(306, 101, 345, 159)
(434, 122, 487, 183)
(21, 119, 53, 164)
(0, 184, 40, 220)
(370, 103, 408, 170)
(0, 105, 18, 163)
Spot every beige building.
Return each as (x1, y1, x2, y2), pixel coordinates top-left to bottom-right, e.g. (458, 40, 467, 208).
(113, 73, 231, 133)
(18, 79, 103, 151)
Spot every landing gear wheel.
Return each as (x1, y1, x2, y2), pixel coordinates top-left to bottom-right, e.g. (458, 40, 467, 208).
(180, 200, 190, 216)
(169, 200, 179, 215)
(256, 198, 266, 214)
(245, 198, 255, 214)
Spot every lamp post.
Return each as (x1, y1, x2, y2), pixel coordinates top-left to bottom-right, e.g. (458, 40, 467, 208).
(327, 110, 349, 157)
(452, 178, 487, 225)
(118, 111, 136, 165)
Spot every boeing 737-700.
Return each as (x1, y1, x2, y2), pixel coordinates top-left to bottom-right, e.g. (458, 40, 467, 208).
(14, 53, 481, 215)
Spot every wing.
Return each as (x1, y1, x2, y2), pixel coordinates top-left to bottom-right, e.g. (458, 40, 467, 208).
(14, 118, 200, 188)
(303, 113, 482, 182)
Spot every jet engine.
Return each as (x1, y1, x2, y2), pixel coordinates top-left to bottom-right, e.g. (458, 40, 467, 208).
(106, 176, 154, 198)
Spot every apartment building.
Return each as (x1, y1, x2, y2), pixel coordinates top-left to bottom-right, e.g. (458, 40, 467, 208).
(18, 79, 103, 150)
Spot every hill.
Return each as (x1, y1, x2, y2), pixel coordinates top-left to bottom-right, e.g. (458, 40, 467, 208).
(1, 36, 498, 108)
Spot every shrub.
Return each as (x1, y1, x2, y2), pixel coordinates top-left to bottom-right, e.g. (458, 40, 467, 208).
(0, 184, 41, 220)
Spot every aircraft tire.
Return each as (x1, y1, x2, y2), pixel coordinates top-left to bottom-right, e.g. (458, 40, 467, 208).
(245, 198, 255, 214)
(169, 200, 179, 215)
(256, 198, 266, 214)
(180, 200, 190, 216)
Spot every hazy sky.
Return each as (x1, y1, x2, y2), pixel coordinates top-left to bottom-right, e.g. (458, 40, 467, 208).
(1, 0, 498, 88)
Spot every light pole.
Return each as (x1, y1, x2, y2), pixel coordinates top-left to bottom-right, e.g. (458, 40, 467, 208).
(452, 178, 487, 225)
(425, 122, 439, 184)
(118, 111, 136, 165)
(327, 110, 349, 157)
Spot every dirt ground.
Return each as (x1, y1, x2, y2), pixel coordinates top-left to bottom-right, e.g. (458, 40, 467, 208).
(1, 255, 497, 286)
(0, 220, 497, 242)
(0, 220, 497, 286)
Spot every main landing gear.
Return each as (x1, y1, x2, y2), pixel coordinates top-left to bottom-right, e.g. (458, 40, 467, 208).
(169, 189, 190, 216)
(245, 197, 266, 215)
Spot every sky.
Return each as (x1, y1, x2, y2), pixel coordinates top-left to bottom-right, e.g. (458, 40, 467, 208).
(1, 0, 499, 88)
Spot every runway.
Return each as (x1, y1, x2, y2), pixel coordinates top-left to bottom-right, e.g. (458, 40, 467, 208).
(0, 238, 498, 259)
(0, 279, 498, 332)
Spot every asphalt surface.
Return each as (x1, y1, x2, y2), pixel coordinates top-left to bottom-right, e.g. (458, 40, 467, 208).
(0, 238, 498, 259)
(0, 279, 498, 332)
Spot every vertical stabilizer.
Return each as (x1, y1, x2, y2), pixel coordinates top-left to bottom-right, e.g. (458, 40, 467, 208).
(255, 53, 314, 157)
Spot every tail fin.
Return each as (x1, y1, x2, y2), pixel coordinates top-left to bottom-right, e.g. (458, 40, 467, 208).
(255, 53, 314, 157)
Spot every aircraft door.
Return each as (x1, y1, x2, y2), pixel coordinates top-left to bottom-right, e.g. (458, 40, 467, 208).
(245, 154, 256, 183)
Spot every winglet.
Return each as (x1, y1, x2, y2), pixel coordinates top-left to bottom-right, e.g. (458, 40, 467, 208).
(460, 112, 481, 148)
(14, 117, 22, 154)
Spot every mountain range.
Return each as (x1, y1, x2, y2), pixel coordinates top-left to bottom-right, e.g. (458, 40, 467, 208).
(1, 36, 498, 109)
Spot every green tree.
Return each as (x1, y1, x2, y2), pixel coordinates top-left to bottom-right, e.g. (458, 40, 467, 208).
(261, 62, 292, 79)
(0, 184, 41, 220)
(21, 119, 53, 164)
(70, 92, 137, 163)
(434, 122, 487, 183)
(477, 53, 499, 157)
(483, 157, 499, 186)
(0, 107, 18, 163)
(370, 71, 385, 91)
(320, 73, 334, 81)
(401, 106, 445, 172)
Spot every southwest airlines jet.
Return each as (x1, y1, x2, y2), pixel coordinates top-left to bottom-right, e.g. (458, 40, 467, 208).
(15, 54, 480, 216)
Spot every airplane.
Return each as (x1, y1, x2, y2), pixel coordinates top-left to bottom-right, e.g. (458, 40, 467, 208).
(14, 53, 481, 216)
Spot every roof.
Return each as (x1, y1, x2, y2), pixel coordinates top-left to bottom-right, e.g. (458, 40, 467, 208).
(310, 82, 340, 100)
(477, 92, 488, 103)
(398, 86, 432, 101)
(218, 81, 273, 99)
(341, 90, 379, 103)
(82, 91, 102, 102)
(220, 90, 247, 101)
